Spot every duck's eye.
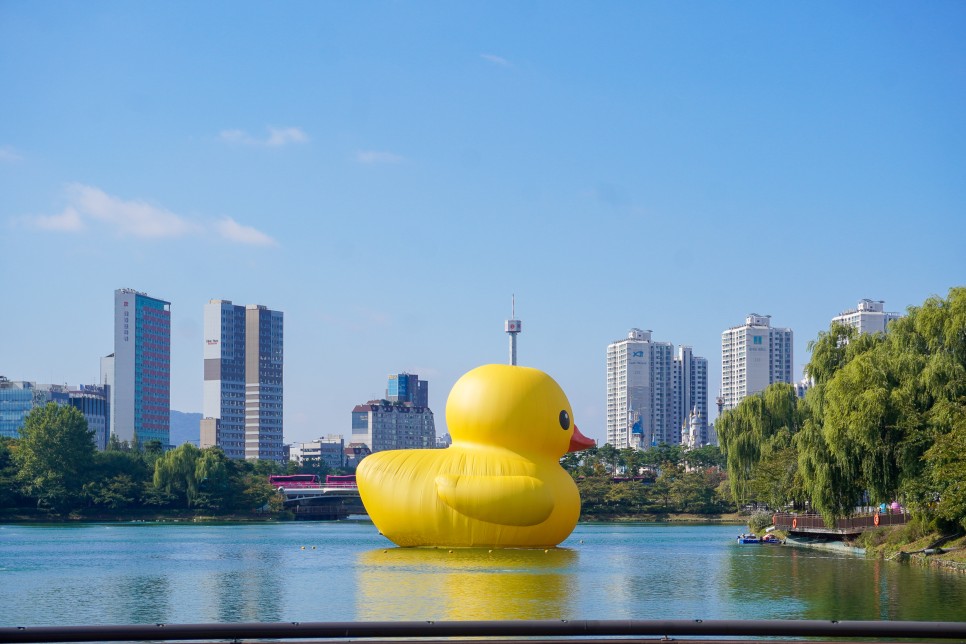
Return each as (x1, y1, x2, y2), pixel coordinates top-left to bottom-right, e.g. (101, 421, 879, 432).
(559, 410, 571, 430)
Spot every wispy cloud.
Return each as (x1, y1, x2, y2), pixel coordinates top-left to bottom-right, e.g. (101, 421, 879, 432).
(481, 53, 512, 67)
(16, 184, 277, 246)
(214, 216, 278, 246)
(0, 145, 22, 162)
(30, 206, 84, 232)
(356, 150, 404, 164)
(220, 126, 309, 147)
(68, 184, 200, 238)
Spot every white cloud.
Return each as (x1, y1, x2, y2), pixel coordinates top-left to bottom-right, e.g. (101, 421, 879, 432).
(17, 184, 277, 247)
(67, 183, 199, 238)
(0, 145, 22, 162)
(30, 206, 85, 232)
(356, 150, 404, 164)
(215, 216, 278, 246)
(220, 126, 308, 147)
(219, 129, 252, 144)
(481, 53, 512, 67)
(266, 127, 308, 147)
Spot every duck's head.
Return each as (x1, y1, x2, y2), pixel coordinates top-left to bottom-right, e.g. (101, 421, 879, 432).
(445, 364, 595, 457)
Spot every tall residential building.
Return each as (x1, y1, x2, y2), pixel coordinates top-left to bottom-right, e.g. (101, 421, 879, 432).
(832, 299, 902, 336)
(112, 289, 171, 446)
(202, 300, 284, 462)
(606, 329, 675, 449)
(387, 373, 428, 407)
(721, 314, 794, 412)
(672, 346, 710, 447)
(351, 398, 435, 453)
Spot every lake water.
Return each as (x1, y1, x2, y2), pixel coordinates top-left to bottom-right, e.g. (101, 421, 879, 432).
(1, 521, 965, 626)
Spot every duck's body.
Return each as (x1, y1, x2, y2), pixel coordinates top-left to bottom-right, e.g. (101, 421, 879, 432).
(357, 364, 594, 548)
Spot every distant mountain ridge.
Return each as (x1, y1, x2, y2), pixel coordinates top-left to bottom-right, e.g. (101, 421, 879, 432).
(170, 410, 202, 446)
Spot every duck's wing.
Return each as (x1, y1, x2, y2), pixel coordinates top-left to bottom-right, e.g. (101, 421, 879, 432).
(435, 474, 554, 526)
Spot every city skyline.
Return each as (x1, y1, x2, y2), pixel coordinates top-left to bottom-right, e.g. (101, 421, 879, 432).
(2, 3, 964, 446)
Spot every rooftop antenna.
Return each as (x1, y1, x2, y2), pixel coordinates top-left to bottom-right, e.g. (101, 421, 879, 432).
(504, 295, 522, 366)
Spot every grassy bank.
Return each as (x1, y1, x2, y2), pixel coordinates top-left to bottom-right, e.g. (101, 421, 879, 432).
(852, 525, 966, 573)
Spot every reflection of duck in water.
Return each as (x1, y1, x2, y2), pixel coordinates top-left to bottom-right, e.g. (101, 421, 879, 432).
(357, 364, 595, 547)
(355, 547, 578, 620)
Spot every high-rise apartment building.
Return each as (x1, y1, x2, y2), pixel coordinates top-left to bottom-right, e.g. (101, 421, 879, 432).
(606, 329, 675, 449)
(831, 299, 902, 336)
(672, 346, 710, 447)
(112, 289, 171, 446)
(202, 300, 284, 462)
(387, 373, 428, 407)
(721, 314, 794, 412)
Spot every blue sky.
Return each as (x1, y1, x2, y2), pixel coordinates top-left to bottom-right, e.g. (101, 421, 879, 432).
(2, 2, 964, 446)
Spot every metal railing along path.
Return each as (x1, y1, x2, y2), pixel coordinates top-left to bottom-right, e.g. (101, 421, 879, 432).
(2, 619, 966, 643)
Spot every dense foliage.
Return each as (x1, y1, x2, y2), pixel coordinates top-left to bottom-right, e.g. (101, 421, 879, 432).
(561, 443, 734, 517)
(718, 287, 966, 532)
(1, 407, 301, 517)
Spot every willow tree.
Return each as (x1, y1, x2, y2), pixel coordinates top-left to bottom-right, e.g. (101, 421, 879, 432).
(153, 443, 202, 507)
(717, 383, 801, 506)
(802, 287, 966, 527)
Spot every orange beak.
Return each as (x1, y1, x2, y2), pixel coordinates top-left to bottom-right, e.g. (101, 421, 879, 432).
(568, 424, 595, 453)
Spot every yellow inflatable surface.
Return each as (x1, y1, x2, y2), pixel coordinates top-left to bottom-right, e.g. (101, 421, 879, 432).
(356, 364, 595, 547)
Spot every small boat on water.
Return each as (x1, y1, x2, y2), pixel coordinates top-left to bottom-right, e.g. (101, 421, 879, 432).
(761, 533, 783, 544)
(737, 533, 761, 544)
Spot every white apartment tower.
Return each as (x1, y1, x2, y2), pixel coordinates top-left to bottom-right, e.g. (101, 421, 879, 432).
(672, 346, 710, 447)
(831, 299, 901, 335)
(606, 329, 675, 449)
(202, 300, 284, 462)
(721, 314, 794, 412)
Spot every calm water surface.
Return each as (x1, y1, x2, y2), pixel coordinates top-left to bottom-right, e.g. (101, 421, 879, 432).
(1, 521, 964, 625)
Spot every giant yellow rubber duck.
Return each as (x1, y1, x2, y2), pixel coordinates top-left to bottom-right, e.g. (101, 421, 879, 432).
(357, 364, 595, 548)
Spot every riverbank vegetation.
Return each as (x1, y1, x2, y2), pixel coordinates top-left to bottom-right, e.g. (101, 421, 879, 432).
(717, 287, 966, 543)
(0, 411, 301, 520)
(559, 443, 736, 519)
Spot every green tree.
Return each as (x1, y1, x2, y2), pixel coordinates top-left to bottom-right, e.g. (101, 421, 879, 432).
(683, 445, 725, 470)
(85, 449, 150, 509)
(193, 447, 233, 510)
(717, 383, 801, 506)
(153, 443, 202, 507)
(596, 443, 621, 474)
(14, 403, 96, 512)
(0, 438, 28, 508)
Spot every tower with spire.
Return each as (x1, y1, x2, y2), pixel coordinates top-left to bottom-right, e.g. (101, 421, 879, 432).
(504, 295, 522, 366)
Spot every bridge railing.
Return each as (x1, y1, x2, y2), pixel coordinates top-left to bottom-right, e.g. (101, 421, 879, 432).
(774, 511, 910, 533)
(2, 619, 966, 644)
